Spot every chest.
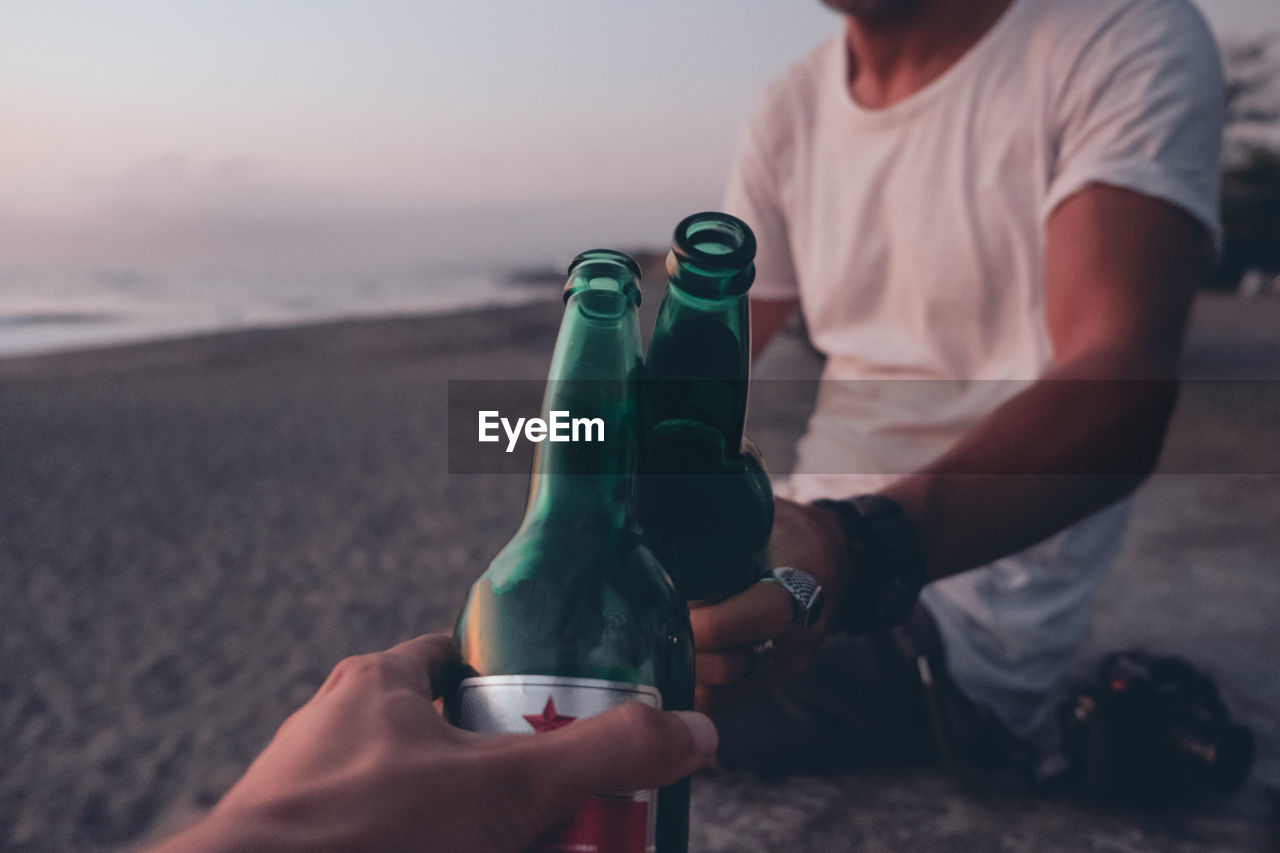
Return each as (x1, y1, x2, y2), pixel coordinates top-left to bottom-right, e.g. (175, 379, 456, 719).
(783, 72, 1054, 319)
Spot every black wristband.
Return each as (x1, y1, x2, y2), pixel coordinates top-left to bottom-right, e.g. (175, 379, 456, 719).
(814, 495, 927, 635)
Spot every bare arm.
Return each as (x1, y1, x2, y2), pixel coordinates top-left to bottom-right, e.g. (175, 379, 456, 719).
(692, 186, 1211, 709)
(880, 185, 1207, 581)
(749, 297, 800, 361)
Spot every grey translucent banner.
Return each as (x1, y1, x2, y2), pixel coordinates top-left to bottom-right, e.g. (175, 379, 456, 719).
(447, 379, 1280, 476)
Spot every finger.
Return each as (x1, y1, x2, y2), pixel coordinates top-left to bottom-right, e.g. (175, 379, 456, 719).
(696, 630, 810, 687)
(527, 703, 718, 804)
(689, 580, 794, 651)
(380, 633, 463, 700)
(695, 682, 761, 717)
(695, 648, 754, 686)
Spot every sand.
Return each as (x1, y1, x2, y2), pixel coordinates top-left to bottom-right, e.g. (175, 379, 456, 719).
(1, 276, 1278, 851)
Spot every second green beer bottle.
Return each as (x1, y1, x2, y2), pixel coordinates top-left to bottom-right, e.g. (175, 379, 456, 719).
(641, 211, 774, 602)
(451, 250, 694, 853)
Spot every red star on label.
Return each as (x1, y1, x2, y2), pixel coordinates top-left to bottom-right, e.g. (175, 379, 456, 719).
(523, 697, 577, 734)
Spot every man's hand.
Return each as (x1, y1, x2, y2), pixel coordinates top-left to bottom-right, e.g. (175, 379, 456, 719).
(148, 634, 718, 853)
(691, 497, 851, 715)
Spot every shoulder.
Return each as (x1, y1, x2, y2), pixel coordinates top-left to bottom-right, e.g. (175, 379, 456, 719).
(1021, 0, 1220, 81)
(1021, 0, 1215, 40)
(1030, 0, 1225, 248)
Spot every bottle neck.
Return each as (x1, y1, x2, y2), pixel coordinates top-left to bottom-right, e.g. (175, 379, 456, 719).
(522, 287, 644, 531)
(646, 276, 751, 456)
(653, 276, 752, 377)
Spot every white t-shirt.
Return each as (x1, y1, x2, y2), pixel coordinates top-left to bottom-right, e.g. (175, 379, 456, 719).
(725, 0, 1223, 749)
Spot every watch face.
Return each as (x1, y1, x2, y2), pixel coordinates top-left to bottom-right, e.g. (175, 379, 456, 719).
(804, 586, 825, 627)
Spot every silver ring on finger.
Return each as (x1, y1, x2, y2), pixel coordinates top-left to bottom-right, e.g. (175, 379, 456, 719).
(765, 566, 825, 629)
(745, 637, 775, 678)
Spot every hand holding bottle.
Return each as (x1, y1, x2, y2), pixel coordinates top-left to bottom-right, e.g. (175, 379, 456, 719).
(641, 212, 774, 603)
(690, 497, 851, 715)
(451, 251, 697, 852)
(146, 634, 717, 853)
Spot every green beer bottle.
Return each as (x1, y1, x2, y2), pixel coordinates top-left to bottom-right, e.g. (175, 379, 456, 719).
(451, 250, 694, 853)
(641, 211, 774, 602)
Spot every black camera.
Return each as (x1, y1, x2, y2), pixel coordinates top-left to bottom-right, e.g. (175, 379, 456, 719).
(1060, 650, 1255, 799)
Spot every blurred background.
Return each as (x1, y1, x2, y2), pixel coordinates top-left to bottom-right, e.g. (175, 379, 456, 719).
(1, 2, 1278, 851)
(2, 0, 836, 354)
(2, 0, 1277, 354)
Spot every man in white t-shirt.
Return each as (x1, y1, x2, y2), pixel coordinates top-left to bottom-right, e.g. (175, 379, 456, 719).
(689, 0, 1224, 772)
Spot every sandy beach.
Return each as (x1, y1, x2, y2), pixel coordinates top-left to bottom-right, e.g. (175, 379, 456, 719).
(2, 270, 1278, 851)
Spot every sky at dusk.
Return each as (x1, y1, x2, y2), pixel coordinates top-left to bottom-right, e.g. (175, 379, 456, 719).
(2, 0, 1277, 272)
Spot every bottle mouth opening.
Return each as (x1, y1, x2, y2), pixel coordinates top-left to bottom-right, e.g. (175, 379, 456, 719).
(672, 212, 757, 273)
(564, 249, 642, 306)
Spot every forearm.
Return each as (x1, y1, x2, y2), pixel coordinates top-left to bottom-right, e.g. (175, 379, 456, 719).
(880, 350, 1178, 582)
(145, 810, 302, 853)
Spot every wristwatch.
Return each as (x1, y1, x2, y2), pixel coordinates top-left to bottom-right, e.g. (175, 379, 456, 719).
(813, 494, 927, 635)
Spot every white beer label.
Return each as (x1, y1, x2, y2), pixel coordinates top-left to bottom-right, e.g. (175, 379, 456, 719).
(457, 675, 662, 853)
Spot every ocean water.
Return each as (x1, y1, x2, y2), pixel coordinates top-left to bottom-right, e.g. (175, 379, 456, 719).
(0, 264, 561, 357)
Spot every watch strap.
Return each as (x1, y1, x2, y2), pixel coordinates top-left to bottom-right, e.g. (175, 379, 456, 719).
(815, 495, 926, 634)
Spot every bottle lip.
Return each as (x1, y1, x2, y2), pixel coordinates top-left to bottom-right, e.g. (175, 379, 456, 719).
(568, 249, 643, 279)
(671, 212, 757, 274)
(564, 249, 642, 306)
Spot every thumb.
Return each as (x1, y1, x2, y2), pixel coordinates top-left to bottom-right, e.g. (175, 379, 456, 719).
(527, 703, 717, 805)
